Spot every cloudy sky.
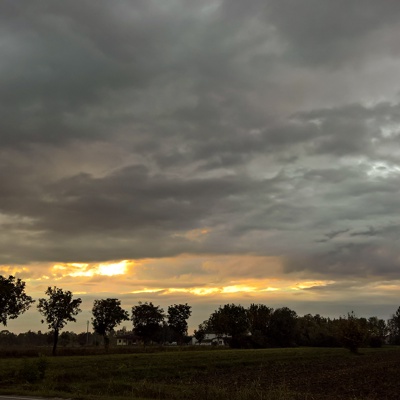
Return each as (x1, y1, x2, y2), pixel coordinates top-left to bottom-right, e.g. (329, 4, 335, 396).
(2, 0, 400, 333)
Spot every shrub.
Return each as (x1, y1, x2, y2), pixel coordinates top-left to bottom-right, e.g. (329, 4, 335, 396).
(18, 355, 48, 383)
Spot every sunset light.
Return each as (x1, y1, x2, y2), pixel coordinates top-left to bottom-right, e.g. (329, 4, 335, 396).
(97, 261, 129, 276)
(2, 0, 400, 346)
(51, 260, 130, 278)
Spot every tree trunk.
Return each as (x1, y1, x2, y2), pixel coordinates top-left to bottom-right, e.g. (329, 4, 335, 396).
(104, 334, 109, 352)
(52, 329, 59, 356)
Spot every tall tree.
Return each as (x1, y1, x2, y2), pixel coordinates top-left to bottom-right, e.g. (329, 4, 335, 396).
(131, 302, 164, 346)
(92, 298, 129, 351)
(269, 307, 298, 347)
(167, 303, 192, 344)
(0, 275, 34, 326)
(367, 316, 387, 347)
(338, 312, 367, 353)
(37, 286, 82, 355)
(247, 304, 273, 336)
(387, 306, 400, 345)
(209, 304, 249, 346)
(247, 304, 274, 347)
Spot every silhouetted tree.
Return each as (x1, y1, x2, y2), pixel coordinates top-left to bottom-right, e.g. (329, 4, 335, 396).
(247, 304, 273, 347)
(0, 330, 18, 346)
(388, 307, 400, 345)
(92, 298, 129, 351)
(338, 312, 367, 353)
(269, 307, 298, 347)
(0, 275, 34, 326)
(296, 314, 339, 347)
(209, 304, 249, 347)
(194, 320, 211, 344)
(59, 331, 75, 347)
(167, 303, 192, 344)
(367, 316, 387, 347)
(37, 287, 82, 355)
(131, 302, 164, 346)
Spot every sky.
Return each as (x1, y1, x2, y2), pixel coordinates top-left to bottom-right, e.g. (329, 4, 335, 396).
(2, 0, 400, 334)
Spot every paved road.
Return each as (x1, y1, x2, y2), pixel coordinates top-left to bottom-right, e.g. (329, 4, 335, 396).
(0, 397, 48, 400)
(0, 396, 69, 400)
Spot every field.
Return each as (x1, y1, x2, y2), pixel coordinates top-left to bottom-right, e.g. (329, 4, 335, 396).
(0, 346, 400, 400)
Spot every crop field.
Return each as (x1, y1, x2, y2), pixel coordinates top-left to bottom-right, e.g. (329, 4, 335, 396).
(0, 347, 399, 400)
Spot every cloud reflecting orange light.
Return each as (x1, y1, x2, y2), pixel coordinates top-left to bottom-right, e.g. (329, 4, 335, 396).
(1, 255, 338, 300)
(0, 265, 30, 275)
(128, 282, 334, 297)
(172, 228, 210, 242)
(292, 281, 335, 290)
(52, 260, 130, 277)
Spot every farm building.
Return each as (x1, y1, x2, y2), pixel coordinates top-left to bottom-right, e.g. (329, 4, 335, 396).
(190, 333, 229, 346)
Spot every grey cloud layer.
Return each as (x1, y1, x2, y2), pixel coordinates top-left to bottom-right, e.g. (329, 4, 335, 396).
(1, 0, 400, 279)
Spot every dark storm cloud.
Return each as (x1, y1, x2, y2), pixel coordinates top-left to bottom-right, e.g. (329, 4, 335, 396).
(1, 0, 400, 283)
(264, 0, 400, 66)
(292, 102, 400, 157)
(316, 228, 350, 243)
(42, 165, 256, 233)
(285, 227, 400, 278)
(350, 227, 380, 237)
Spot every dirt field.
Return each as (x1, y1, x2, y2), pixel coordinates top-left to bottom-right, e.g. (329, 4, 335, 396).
(0, 346, 399, 399)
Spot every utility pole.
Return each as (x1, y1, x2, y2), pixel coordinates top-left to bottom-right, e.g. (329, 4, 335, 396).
(86, 320, 89, 346)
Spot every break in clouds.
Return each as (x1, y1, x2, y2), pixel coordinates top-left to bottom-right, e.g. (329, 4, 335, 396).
(2, 0, 400, 284)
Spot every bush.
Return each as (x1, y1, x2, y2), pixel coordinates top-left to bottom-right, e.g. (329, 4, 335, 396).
(18, 355, 48, 383)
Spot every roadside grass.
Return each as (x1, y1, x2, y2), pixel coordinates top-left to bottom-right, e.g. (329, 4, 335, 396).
(0, 347, 399, 399)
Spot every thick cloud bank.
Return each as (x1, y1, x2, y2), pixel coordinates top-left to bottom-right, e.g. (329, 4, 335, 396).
(1, 0, 400, 287)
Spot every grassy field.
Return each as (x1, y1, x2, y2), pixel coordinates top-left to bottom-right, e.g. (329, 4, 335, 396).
(0, 346, 399, 400)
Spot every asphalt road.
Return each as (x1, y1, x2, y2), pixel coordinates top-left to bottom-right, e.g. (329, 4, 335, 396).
(0, 397, 69, 400)
(0, 397, 46, 400)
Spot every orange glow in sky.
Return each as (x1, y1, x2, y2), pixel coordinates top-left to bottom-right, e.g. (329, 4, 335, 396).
(51, 260, 130, 278)
(1, 255, 338, 299)
(2, 255, 400, 335)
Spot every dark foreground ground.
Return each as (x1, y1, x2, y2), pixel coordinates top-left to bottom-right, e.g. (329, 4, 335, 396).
(0, 346, 399, 400)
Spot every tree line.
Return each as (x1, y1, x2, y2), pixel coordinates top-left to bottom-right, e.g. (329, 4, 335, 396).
(2, 275, 400, 355)
(197, 304, 400, 353)
(0, 275, 191, 355)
